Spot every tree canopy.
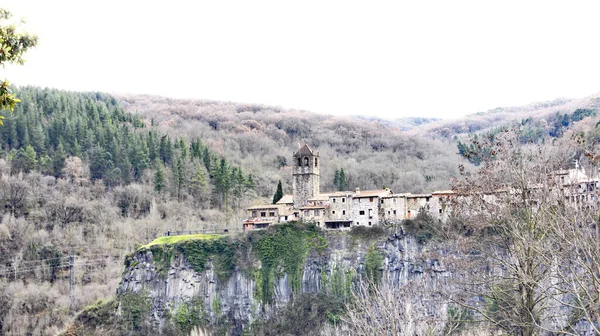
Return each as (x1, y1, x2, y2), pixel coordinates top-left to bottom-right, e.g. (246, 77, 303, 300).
(0, 8, 38, 124)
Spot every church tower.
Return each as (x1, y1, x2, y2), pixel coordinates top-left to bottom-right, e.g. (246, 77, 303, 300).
(292, 144, 320, 208)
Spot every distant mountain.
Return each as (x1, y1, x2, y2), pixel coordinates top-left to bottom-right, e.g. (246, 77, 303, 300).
(408, 93, 600, 140)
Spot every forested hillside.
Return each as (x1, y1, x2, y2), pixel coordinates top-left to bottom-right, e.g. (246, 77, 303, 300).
(413, 93, 600, 141)
(0, 87, 259, 335)
(116, 94, 462, 197)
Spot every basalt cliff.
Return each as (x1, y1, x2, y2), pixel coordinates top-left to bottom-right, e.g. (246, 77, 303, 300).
(64, 223, 453, 335)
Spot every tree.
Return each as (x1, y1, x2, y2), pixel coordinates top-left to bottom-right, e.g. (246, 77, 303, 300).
(338, 168, 348, 191)
(175, 158, 185, 199)
(0, 9, 38, 124)
(450, 128, 575, 335)
(154, 161, 165, 193)
(272, 180, 283, 204)
(189, 163, 209, 205)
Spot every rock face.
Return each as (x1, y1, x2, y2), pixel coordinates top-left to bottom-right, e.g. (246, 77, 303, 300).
(117, 231, 450, 333)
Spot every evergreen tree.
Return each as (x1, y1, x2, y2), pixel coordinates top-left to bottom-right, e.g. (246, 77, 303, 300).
(52, 142, 67, 177)
(176, 158, 185, 199)
(333, 169, 340, 190)
(154, 162, 166, 193)
(272, 180, 283, 204)
(189, 163, 209, 205)
(338, 168, 348, 191)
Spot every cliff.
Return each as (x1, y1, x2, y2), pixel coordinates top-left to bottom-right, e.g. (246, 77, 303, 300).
(64, 223, 453, 335)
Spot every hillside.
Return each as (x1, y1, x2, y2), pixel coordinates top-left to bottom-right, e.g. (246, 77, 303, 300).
(411, 92, 600, 140)
(3, 86, 600, 335)
(116, 94, 462, 198)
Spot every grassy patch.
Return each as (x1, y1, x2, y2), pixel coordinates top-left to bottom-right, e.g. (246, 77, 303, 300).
(140, 234, 225, 249)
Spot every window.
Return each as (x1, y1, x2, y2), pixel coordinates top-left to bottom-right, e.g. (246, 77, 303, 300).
(332, 210, 336, 214)
(315, 158, 318, 167)
(356, 222, 359, 225)
(304, 210, 309, 216)
(393, 198, 396, 203)
(370, 197, 374, 203)
(252, 211, 257, 217)
(285, 216, 288, 220)
(315, 209, 320, 216)
(407, 210, 411, 219)
(368, 222, 372, 226)
(333, 198, 336, 203)
(388, 211, 390, 215)
(342, 210, 346, 215)
(261, 212, 266, 217)
(304, 157, 309, 166)
(439, 208, 442, 214)
(368, 209, 373, 218)
(342, 198, 345, 203)
(381, 199, 384, 204)
(269, 211, 275, 217)
(359, 210, 365, 215)
(393, 210, 396, 215)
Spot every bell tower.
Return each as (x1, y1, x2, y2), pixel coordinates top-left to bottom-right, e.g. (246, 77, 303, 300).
(292, 144, 320, 208)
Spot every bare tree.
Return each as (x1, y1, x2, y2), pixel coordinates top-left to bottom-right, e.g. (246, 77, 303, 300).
(449, 128, 576, 335)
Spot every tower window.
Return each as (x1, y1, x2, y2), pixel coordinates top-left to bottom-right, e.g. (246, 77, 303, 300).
(304, 157, 309, 166)
(297, 158, 302, 167)
(359, 210, 365, 215)
(342, 198, 345, 203)
(342, 210, 346, 215)
(315, 158, 318, 167)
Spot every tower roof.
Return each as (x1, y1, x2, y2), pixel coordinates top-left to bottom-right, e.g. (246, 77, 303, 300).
(295, 144, 314, 156)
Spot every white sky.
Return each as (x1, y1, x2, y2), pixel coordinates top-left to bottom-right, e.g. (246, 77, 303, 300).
(4, 1, 600, 119)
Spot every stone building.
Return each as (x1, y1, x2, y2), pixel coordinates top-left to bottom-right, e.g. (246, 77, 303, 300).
(241, 145, 600, 230)
(243, 144, 450, 231)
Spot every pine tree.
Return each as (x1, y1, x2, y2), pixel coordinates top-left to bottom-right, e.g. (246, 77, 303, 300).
(334, 169, 340, 190)
(272, 180, 283, 204)
(52, 142, 67, 178)
(154, 162, 165, 193)
(176, 158, 185, 199)
(190, 164, 209, 205)
(339, 168, 348, 191)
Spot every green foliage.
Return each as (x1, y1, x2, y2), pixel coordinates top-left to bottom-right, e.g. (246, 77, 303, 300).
(402, 212, 438, 244)
(443, 304, 472, 335)
(176, 238, 235, 283)
(154, 161, 165, 192)
(333, 168, 349, 191)
(251, 222, 326, 303)
(0, 87, 254, 208)
(149, 246, 173, 277)
(364, 245, 383, 285)
(120, 292, 152, 330)
(212, 295, 222, 317)
(175, 298, 206, 335)
(0, 9, 38, 122)
(272, 179, 283, 204)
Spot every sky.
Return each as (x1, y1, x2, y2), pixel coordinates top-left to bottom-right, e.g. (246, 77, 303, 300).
(4, 0, 600, 119)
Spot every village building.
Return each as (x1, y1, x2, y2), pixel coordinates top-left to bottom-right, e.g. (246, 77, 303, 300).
(242, 144, 449, 231)
(242, 145, 599, 231)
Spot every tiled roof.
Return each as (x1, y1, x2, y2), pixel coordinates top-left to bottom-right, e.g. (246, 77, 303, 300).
(432, 190, 455, 195)
(299, 205, 327, 209)
(352, 189, 393, 198)
(295, 144, 314, 156)
(276, 194, 294, 204)
(247, 204, 281, 210)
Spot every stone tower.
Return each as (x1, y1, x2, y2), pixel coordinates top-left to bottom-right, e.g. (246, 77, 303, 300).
(292, 144, 320, 208)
